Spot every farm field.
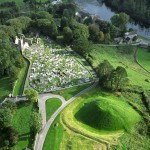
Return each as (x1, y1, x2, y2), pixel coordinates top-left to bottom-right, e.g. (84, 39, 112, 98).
(12, 102, 37, 150)
(46, 98, 62, 121)
(137, 47, 150, 72)
(90, 45, 150, 89)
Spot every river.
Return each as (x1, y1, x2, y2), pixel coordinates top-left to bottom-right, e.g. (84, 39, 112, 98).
(74, 0, 150, 39)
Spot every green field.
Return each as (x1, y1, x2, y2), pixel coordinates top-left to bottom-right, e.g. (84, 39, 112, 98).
(46, 98, 62, 121)
(52, 83, 92, 100)
(43, 115, 64, 150)
(0, 77, 14, 102)
(13, 59, 29, 96)
(89, 45, 150, 89)
(43, 114, 107, 150)
(75, 98, 141, 132)
(137, 48, 150, 72)
(12, 102, 37, 150)
(62, 87, 141, 143)
(44, 87, 142, 150)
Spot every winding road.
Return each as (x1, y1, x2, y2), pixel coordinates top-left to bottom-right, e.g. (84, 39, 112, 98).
(34, 81, 98, 150)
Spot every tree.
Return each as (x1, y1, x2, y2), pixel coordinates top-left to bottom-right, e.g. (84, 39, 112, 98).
(60, 17, 69, 29)
(6, 16, 31, 33)
(0, 25, 16, 38)
(63, 27, 73, 44)
(97, 60, 114, 88)
(24, 88, 38, 103)
(98, 31, 105, 42)
(72, 37, 92, 56)
(31, 11, 53, 20)
(2, 100, 17, 114)
(70, 19, 89, 40)
(0, 108, 13, 129)
(111, 12, 129, 31)
(30, 112, 42, 134)
(84, 16, 93, 25)
(63, 9, 74, 19)
(33, 19, 58, 38)
(88, 24, 100, 42)
(104, 33, 111, 43)
(110, 66, 128, 90)
(5, 126, 18, 146)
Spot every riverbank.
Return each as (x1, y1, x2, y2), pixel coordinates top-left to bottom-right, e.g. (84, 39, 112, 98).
(74, 0, 150, 39)
(102, 0, 150, 26)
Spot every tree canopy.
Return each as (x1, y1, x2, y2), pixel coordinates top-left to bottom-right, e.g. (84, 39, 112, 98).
(24, 88, 38, 103)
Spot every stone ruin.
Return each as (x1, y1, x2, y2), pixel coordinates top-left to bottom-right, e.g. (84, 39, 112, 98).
(15, 33, 39, 52)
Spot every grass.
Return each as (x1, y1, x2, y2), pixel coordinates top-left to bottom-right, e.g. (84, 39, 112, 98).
(0, 76, 14, 103)
(89, 45, 150, 89)
(75, 98, 141, 131)
(43, 115, 107, 150)
(137, 47, 150, 72)
(12, 101, 37, 150)
(43, 115, 64, 150)
(52, 83, 92, 100)
(13, 59, 29, 96)
(116, 120, 150, 150)
(62, 86, 141, 143)
(46, 98, 62, 121)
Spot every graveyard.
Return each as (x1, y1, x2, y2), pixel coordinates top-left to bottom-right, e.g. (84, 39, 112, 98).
(23, 38, 93, 92)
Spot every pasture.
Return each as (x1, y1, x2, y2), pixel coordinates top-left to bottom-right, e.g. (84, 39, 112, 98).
(89, 45, 150, 89)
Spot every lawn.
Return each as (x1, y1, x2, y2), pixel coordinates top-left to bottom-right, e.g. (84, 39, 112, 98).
(43, 115, 64, 150)
(52, 83, 92, 100)
(74, 97, 141, 131)
(137, 47, 150, 72)
(0, 76, 14, 103)
(13, 59, 29, 96)
(46, 98, 62, 121)
(89, 45, 150, 89)
(12, 102, 37, 150)
(43, 114, 106, 150)
(62, 86, 141, 143)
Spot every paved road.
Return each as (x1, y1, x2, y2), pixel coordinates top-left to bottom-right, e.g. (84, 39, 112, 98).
(34, 81, 98, 150)
(38, 93, 66, 126)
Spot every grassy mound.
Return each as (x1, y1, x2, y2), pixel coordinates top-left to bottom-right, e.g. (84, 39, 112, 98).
(75, 98, 141, 132)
